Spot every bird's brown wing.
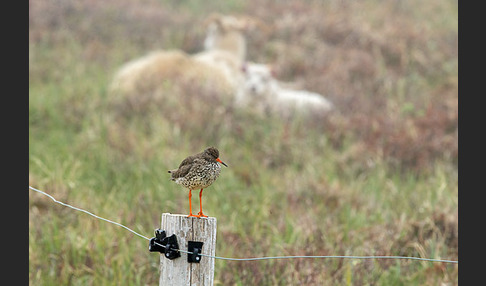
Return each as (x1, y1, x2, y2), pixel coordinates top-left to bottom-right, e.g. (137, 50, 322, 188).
(168, 150, 204, 179)
(177, 154, 197, 169)
(169, 164, 192, 179)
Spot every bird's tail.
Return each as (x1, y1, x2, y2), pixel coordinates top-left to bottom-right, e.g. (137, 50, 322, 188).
(168, 170, 175, 181)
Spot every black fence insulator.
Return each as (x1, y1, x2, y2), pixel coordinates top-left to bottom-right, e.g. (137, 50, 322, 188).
(187, 241, 204, 263)
(149, 229, 181, 260)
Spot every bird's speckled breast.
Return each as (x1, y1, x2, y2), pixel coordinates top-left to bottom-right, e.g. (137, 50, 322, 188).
(176, 161, 222, 189)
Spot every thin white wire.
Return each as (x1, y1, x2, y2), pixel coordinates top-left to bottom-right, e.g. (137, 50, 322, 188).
(29, 186, 150, 241)
(29, 186, 458, 264)
(198, 253, 458, 263)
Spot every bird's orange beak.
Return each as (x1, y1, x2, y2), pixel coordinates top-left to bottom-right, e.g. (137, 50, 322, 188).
(216, 158, 228, 167)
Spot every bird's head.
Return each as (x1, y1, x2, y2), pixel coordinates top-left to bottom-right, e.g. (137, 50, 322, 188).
(204, 147, 228, 167)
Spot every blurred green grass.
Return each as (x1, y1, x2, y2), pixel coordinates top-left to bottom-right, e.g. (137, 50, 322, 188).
(29, 0, 457, 284)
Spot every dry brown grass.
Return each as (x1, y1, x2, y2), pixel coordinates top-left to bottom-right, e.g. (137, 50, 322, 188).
(30, 0, 457, 284)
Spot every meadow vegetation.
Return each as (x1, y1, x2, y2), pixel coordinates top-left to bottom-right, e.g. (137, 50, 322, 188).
(29, 0, 458, 284)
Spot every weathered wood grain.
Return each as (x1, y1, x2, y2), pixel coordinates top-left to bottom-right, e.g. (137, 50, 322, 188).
(159, 213, 217, 285)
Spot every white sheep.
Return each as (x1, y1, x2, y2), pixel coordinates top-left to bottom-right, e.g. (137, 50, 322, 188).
(109, 14, 264, 100)
(235, 62, 334, 117)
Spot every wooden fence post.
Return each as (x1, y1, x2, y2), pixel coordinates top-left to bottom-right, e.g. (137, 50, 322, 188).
(159, 213, 217, 285)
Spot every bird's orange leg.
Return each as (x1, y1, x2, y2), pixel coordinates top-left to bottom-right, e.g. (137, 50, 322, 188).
(187, 189, 200, 218)
(197, 189, 208, 218)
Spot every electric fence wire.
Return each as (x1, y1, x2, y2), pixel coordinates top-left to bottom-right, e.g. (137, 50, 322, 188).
(29, 186, 458, 264)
